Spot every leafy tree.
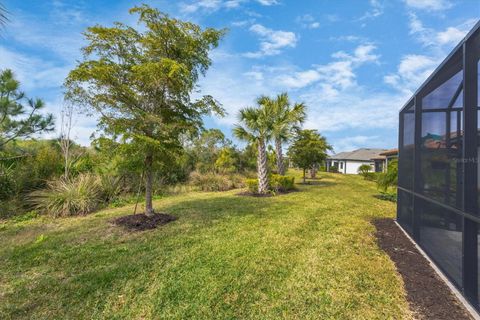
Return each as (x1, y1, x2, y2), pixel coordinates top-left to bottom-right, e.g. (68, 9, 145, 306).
(288, 130, 332, 184)
(377, 159, 398, 191)
(0, 69, 54, 149)
(65, 5, 225, 216)
(191, 129, 230, 173)
(215, 147, 237, 173)
(233, 104, 273, 194)
(260, 93, 306, 175)
(238, 142, 257, 172)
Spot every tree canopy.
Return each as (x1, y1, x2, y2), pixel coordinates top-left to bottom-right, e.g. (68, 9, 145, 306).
(0, 69, 54, 149)
(288, 129, 332, 183)
(65, 4, 226, 215)
(259, 92, 306, 175)
(233, 105, 273, 193)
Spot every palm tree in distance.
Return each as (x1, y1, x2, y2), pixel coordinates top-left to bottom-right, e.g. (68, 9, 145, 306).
(233, 104, 273, 194)
(260, 93, 306, 176)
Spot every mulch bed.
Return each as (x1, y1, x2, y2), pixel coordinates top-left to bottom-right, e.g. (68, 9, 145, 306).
(113, 213, 177, 231)
(373, 218, 473, 320)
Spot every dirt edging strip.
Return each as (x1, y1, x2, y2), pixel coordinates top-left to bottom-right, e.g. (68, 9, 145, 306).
(373, 218, 474, 320)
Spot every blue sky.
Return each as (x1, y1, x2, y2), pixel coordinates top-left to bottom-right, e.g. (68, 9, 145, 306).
(1, 0, 479, 152)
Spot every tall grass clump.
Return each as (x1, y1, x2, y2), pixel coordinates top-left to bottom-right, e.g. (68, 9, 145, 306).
(189, 171, 245, 192)
(30, 174, 102, 217)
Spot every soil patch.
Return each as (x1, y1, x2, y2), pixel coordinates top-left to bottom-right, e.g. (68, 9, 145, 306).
(113, 213, 177, 231)
(373, 218, 473, 320)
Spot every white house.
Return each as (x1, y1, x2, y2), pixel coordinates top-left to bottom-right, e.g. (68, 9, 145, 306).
(326, 148, 388, 174)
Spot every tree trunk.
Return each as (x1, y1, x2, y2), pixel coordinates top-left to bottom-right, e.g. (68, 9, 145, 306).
(257, 138, 269, 194)
(303, 168, 306, 184)
(144, 151, 154, 217)
(310, 165, 317, 179)
(275, 138, 285, 175)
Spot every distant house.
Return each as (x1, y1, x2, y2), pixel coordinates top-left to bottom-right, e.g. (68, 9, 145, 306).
(326, 148, 388, 174)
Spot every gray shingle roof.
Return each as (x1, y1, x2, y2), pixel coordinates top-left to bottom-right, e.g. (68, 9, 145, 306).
(328, 148, 388, 161)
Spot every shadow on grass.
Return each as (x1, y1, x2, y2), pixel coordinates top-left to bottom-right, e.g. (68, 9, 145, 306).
(296, 180, 337, 187)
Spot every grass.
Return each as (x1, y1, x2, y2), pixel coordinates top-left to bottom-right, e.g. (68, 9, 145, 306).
(0, 171, 411, 319)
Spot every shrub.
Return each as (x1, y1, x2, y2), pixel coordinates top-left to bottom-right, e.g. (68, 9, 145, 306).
(377, 191, 397, 202)
(329, 165, 338, 173)
(246, 178, 258, 193)
(29, 174, 102, 217)
(270, 174, 295, 192)
(189, 171, 232, 192)
(227, 174, 245, 189)
(363, 172, 379, 181)
(357, 164, 372, 179)
(377, 159, 398, 191)
(98, 174, 123, 203)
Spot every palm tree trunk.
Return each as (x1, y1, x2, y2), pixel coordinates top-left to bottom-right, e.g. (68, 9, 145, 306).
(257, 138, 269, 194)
(303, 168, 306, 184)
(275, 138, 285, 175)
(145, 151, 154, 217)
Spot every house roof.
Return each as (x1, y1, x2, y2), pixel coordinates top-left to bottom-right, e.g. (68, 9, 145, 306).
(379, 148, 398, 156)
(328, 148, 388, 161)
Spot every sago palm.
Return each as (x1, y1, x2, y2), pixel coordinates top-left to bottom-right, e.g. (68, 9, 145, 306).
(233, 105, 273, 194)
(259, 93, 306, 175)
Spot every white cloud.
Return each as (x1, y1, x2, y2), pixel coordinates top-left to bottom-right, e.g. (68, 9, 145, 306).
(231, 19, 255, 27)
(436, 27, 466, 45)
(244, 24, 297, 58)
(0, 46, 71, 91)
(296, 14, 320, 29)
(276, 44, 380, 89)
(384, 54, 437, 94)
(276, 70, 322, 89)
(404, 0, 452, 11)
(408, 13, 475, 48)
(179, 0, 278, 13)
(358, 0, 384, 21)
(256, 0, 279, 5)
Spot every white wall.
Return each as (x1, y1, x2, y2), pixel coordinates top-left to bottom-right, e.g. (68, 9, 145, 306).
(345, 161, 374, 175)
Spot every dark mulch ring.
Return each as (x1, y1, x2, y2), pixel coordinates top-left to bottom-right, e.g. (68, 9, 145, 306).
(236, 189, 298, 197)
(112, 213, 177, 231)
(373, 218, 473, 320)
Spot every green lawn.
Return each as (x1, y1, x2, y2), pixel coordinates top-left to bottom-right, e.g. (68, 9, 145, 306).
(0, 172, 411, 319)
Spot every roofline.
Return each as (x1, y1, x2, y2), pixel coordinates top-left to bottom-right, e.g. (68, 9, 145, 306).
(399, 20, 480, 114)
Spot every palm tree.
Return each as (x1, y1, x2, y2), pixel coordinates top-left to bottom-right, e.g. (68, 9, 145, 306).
(233, 105, 273, 194)
(260, 93, 306, 176)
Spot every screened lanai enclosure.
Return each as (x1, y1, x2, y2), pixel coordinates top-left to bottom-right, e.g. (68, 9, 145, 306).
(397, 21, 480, 309)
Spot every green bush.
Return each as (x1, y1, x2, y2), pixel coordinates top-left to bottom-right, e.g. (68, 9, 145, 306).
(329, 165, 338, 173)
(377, 159, 398, 191)
(29, 174, 102, 217)
(363, 172, 379, 181)
(377, 191, 397, 202)
(270, 174, 295, 192)
(246, 178, 258, 193)
(98, 174, 123, 203)
(229, 174, 246, 189)
(357, 164, 373, 179)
